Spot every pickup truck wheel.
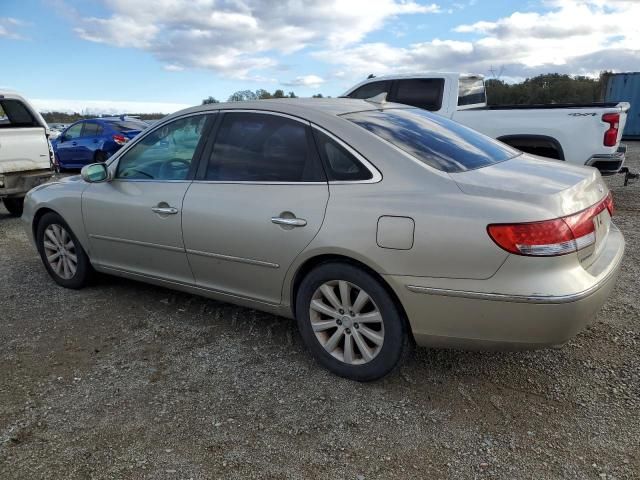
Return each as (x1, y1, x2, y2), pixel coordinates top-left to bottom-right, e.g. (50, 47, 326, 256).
(36, 212, 92, 289)
(3, 197, 24, 217)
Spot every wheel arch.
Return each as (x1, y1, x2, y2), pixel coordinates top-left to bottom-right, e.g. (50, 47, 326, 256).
(497, 134, 565, 160)
(289, 253, 414, 340)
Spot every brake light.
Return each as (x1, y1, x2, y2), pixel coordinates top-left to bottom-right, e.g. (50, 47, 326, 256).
(487, 192, 612, 256)
(602, 113, 620, 147)
(113, 134, 127, 146)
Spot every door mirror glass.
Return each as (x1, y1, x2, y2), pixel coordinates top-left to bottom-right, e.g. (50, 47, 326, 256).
(81, 163, 109, 183)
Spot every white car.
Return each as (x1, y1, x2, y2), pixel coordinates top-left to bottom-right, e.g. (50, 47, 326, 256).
(0, 90, 53, 216)
(343, 73, 630, 175)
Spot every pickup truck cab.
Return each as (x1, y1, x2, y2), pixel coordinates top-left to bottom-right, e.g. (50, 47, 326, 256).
(343, 73, 630, 175)
(0, 90, 53, 216)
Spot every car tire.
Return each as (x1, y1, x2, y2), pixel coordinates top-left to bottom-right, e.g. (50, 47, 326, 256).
(295, 262, 409, 381)
(94, 150, 108, 163)
(36, 212, 93, 289)
(3, 197, 24, 217)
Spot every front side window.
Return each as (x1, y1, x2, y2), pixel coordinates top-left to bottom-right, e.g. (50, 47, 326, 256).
(312, 130, 372, 181)
(392, 79, 445, 111)
(116, 114, 209, 180)
(343, 108, 520, 173)
(0, 99, 38, 128)
(206, 112, 325, 182)
(348, 81, 391, 100)
(64, 123, 83, 140)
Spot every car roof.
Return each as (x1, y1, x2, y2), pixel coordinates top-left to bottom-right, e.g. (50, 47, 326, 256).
(168, 97, 409, 125)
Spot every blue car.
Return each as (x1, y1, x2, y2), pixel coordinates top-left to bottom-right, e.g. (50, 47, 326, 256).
(52, 116, 149, 170)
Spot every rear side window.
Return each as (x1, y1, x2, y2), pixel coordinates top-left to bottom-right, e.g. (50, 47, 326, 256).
(0, 99, 39, 128)
(312, 130, 372, 181)
(82, 122, 101, 137)
(391, 79, 444, 111)
(348, 81, 391, 100)
(206, 112, 325, 182)
(343, 108, 519, 173)
(458, 77, 486, 106)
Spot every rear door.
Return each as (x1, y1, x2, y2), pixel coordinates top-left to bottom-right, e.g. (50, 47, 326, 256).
(182, 111, 329, 305)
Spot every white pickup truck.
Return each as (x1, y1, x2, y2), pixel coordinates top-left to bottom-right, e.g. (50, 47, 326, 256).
(0, 90, 53, 216)
(343, 73, 630, 175)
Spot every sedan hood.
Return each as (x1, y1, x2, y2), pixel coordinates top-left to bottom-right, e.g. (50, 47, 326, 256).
(448, 154, 608, 218)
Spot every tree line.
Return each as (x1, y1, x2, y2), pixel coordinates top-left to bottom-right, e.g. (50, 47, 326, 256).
(203, 88, 326, 104)
(41, 112, 166, 123)
(485, 73, 609, 105)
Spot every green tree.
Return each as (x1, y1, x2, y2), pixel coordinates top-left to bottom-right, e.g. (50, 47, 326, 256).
(312, 93, 324, 98)
(202, 96, 220, 105)
(228, 90, 258, 102)
(273, 89, 286, 98)
(255, 89, 273, 99)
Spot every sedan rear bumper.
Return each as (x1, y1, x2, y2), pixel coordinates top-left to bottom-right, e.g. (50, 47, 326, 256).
(385, 225, 625, 349)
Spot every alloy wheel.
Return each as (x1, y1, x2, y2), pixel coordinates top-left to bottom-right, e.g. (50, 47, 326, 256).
(43, 224, 77, 280)
(309, 280, 384, 365)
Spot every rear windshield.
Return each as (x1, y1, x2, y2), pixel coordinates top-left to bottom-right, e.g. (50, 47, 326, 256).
(458, 77, 486, 106)
(343, 108, 519, 173)
(0, 99, 39, 128)
(107, 120, 148, 132)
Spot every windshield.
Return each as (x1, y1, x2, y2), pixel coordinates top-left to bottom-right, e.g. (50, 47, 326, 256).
(343, 108, 519, 173)
(458, 77, 486, 106)
(107, 120, 148, 132)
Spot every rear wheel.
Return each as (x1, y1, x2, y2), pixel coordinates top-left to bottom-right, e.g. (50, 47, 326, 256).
(3, 197, 24, 217)
(295, 262, 409, 381)
(36, 212, 92, 289)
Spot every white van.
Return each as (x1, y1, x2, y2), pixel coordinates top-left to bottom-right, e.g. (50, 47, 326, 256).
(0, 90, 53, 216)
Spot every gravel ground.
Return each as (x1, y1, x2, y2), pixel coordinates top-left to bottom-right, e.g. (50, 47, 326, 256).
(1, 145, 639, 480)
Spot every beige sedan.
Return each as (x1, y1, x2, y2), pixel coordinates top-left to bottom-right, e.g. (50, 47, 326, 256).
(22, 98, 624, 381)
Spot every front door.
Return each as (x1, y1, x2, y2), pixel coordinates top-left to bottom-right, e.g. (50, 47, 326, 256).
(82, 113, 212, 283)
(182, 111, 329, 305)
(56, 122, 83, 165)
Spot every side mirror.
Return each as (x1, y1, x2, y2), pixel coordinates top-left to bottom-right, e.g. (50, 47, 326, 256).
(81, 163, 110, 183)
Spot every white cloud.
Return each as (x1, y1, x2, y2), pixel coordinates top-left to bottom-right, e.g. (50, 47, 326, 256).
(0, 17, 28, 40)
(32, 98, 191, 115)
(282, 75, 325, 88)
(318, 0, 640, 84)
(68, 0, 440, 79)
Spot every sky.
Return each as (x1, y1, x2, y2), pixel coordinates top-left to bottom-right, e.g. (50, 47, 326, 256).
(1, 0, 639, 114)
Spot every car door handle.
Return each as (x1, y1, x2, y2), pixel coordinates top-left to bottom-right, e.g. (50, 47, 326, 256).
(271, 217, 307, 227)
(152, 206, 179, 215)
(71, 141, 77, 146)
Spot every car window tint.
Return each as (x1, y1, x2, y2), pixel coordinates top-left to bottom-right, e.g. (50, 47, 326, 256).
(0, 99, 38, 128)
(116, 115, 208, 181)
(312, 130, 372, 181)
(392, 79, 444, 111)
(344, 108, 520, 173)
(109, 120, 148, 132)
(206, 112, 325, 182)
(65, 123, 83, 139)
(82, 122, 100, 137)
(458, 77, 486, 106)
(348, 81, 391, 100)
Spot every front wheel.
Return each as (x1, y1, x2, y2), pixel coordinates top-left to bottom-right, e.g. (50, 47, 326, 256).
(3, 197, 24, 217)
(295, 262, 409, 381)
(36, 212, 92, 289)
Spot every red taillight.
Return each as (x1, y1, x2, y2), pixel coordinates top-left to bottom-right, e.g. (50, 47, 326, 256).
(487, 192, 612, 256)
(602, 113, 620, 147)
(113, 134, 127, 146)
